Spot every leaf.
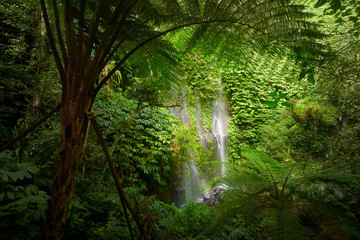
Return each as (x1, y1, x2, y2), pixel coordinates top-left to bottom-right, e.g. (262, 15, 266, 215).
(0, 172, 9, 182)
(264, 102, 278, 108)
(0, 193, 4, 201)
(279, 93, 287, 99)
(330, 0, 341, 11)
(349, 16, 358, 23)
(307, 74, 315, 84)
(25, 186, 31, 196)
(6, 171, 18, 181)
(281, 102, 291, 108)
(14, 205, 27, 212)
(298, 70, 306, 80)
(314, 0, 327, 8)
(7, 192, 15, 200)
(70, 200, 87, 210)
(30, 185, 39, 195)
(269, 92, 278, 98)
(16, 171, 24, 180)
(23, 170, 32, 179)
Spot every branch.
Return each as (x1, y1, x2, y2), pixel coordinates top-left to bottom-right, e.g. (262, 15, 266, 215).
(286, 180, 304, 199)
(100, 35, 128, 71)
(75, 0, 86, 72)
(160, 103, 182, 108)
(121, 196, 135, 240)
(261, 158, 278, 197)
(324, 39, 360, 67)
(0, 104, 61, 153)
(318, 67, 359, 81)
(84, 0, 105, 67)
(89, 114, 148, 240)
(98, 1, 138, 71)
(40, 0, 65, 84)
(64, 0, 77, 64)
(281, 164, 296, 195)
(339, 99, 360, 110)
(89, 0, 125, 81)
(53, 0, 68, 68)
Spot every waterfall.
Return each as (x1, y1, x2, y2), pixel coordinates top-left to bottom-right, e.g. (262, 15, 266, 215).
(182, 99, 207, 201)
(212, 84, 228, 176)
(170, 84, 228, 206)
(169, 95, 203, 205)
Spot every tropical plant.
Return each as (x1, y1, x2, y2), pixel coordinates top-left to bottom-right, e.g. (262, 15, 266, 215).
(0, 150, 50, 239)
(213, 148, 308, 240)
(301, 162, 360, 239)
(261, 97, 339, 162)
(0, 0, 325, 238)
(150, 200, 213, 239)
(94, 89, 180, 199)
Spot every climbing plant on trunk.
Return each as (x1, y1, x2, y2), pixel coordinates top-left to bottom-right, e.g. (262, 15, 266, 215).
(37, 0, 322, 239)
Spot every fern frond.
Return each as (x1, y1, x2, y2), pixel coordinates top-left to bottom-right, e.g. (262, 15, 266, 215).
(180, 0, 201, 17)
(241, 147, 287, 175)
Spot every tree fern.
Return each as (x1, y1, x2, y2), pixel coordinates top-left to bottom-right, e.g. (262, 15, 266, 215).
(214, 147, 360, 239)
(212, 149, 310, 239)
(37, 0, 329, 238)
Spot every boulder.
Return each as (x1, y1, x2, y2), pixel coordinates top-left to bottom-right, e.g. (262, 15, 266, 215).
(198, 186, 225, 206)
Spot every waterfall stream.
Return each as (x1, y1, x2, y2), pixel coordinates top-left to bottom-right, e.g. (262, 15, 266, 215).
(212, 84, 228, 176)
(170, 84, 228, 206)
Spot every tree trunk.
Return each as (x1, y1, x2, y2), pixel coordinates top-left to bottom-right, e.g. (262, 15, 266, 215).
(45, 64, 93, 240)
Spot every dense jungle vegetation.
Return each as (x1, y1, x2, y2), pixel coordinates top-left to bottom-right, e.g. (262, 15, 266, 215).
(0, 0, 359, 239)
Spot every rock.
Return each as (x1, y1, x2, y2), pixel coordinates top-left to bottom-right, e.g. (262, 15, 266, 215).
(198, 186, 225, 206)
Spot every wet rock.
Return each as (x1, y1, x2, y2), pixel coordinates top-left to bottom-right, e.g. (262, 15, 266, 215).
(198, 186, 225, 206)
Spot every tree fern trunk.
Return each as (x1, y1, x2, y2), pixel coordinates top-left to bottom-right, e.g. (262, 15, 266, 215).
(45, 65, 93, 240)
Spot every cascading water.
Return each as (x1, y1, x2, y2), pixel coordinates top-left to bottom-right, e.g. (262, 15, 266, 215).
(170, 84, 228, 206)
(212, 83, 228, 176)
(182, 100, 208, 201)
(169, 95, 203, 205)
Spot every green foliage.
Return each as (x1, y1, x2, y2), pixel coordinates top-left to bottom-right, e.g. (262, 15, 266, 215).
(300, 163, 360, 239)
(93, 90, 180, 198)
(261, 97, 339, 162)
(219, 146, 360, 239)
(0, 150, 49, 240)
(222, 54, 310, 165)
(182, 53, 222, 102)
(214, 151, 308, 240)
(260, 117, 296, 162)
(326, 124, 360, 164)
(315, 0, 360, 37)
(151, 200, 213, 239)
(0, 0, 60, 146)
(264, 92, 291, 108)
(121, 107, 177, 186)
(63, 184, 135, 239)
(198, 101, 213, 133)
(169, 97, 215, 188)
(0, 0, 39, 65)
(214, 148, 358, 239)
(241, 147, 285, 173)
(1, 1, 359, 239)
(223, 68, 281, 145)
(187, 98, 215, 170)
